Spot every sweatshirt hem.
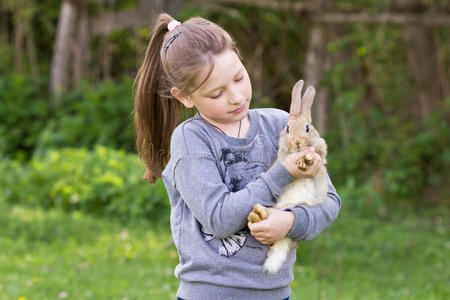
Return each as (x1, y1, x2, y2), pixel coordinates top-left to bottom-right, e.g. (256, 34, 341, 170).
(177, 281, 291, 300)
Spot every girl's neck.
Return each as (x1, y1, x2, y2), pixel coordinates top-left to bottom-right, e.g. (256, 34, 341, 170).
(200, 113, 250, 138)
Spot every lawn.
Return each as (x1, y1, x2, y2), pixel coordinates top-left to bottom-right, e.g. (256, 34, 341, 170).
(0, 203, 448, 299)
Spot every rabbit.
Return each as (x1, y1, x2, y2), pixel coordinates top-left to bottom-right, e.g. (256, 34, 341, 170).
(247, 79, 328, 274)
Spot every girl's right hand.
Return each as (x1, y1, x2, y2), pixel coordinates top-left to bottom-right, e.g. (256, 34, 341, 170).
(282, 147, 322, 178)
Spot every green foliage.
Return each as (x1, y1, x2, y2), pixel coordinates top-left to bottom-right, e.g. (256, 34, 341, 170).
(381, 103, 450, 200)
(34, 77, 136, 155)
(0, 70, 136, 160)
(1, 0, 448, 213)
(0, 71, 50, 161)
(323, 24, 449, 206)
(0, 146, 169, 223)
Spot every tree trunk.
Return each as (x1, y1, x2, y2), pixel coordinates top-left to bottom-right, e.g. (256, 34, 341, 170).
(26, 26, 40, 83)
(0, 3, 8, 45)
(102, 35, 112, 80)
(304, 25, 329, 133)
(397, 0, 445, 121)
(403, 27, 444, 121)
(73, 0, 89, 87)
(13, 5, 24, 73)
(50, 0, 77, 98)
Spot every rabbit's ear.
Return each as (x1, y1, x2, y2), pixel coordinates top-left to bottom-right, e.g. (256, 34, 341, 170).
(300, 86, 316, 121)
(290, 80, 304, 114)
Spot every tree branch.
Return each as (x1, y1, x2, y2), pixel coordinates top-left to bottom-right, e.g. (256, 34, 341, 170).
(208, 0, 450, 26)
(91, 9, 156, 35)
(313, 12, 450, 26)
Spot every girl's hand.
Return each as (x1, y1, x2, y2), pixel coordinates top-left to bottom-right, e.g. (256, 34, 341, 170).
(282, 147, 322, 178)
(247, 207, 295, 245)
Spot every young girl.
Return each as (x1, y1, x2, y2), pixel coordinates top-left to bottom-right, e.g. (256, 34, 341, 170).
(134, 13, 341, 300)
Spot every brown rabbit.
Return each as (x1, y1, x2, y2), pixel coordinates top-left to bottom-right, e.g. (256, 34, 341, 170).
(248, 79, 328, 274)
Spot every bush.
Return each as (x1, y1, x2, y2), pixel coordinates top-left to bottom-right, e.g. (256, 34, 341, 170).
(0, 146, 169, 223)
(34, 77, 136, 156)
(0, 72, 50, 161)
(322, 26, 449, 206)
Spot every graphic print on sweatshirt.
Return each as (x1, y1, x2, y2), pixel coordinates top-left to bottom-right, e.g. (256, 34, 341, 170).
(200, 227, 248, 257)
(200, 148, 267, 257)
(219, 148, 267, 192)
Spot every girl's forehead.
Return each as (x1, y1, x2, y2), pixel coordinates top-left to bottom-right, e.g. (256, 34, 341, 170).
(196, 50, 243, 93)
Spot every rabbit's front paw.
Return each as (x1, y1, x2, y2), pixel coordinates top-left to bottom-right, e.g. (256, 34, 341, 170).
(247, 204, 268, 223)
(297, 153, 314, 170)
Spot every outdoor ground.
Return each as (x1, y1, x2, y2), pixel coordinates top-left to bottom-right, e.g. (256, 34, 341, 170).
(0, 203, 448, 299)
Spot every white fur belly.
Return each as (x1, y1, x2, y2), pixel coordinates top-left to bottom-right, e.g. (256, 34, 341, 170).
(276, 178, 325, 209)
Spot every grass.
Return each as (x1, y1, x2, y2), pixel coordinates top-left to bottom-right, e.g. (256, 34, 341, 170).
(0, 203, 448, 300)
(0, 204, 179, 299)
(291, 207, 449, 299)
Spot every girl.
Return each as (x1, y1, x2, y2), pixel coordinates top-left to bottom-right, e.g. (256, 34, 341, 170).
(134, 13, 341, 300)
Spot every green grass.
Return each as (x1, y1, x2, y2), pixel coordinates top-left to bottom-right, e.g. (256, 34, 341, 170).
(0, 204, 179, 299)
(292, 207, 449, 299)
(0, 203, 448, 299)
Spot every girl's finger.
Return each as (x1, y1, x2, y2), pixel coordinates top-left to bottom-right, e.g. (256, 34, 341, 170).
(248, 222, 263, 233)
(248, 220, 268, 232)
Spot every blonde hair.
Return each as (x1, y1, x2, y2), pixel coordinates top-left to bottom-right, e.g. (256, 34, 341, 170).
(134, 13, 242, 182)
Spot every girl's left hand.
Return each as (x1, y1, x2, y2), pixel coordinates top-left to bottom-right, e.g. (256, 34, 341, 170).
(247, 207, 295, 245)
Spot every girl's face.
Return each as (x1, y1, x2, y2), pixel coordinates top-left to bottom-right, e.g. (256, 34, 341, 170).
(172, 49, 252, 126)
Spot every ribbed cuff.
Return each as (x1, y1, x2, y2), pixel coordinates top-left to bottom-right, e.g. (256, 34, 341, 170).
(284, 206, 309, 240)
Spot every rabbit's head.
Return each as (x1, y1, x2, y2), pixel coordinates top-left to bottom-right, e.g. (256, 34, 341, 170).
(279, 80, 322, 155)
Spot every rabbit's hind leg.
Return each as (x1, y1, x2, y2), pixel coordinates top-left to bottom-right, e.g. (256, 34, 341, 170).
(263, 238, 292, 274)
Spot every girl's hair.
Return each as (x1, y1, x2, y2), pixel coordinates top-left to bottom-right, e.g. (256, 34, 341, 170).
(134, 13, 242, 183)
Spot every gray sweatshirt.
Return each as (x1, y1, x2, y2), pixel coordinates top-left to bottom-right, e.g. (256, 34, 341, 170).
(162, 108, 341, 300)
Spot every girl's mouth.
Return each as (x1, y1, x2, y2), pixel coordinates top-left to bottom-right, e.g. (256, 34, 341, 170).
(231, 104, 246, 113)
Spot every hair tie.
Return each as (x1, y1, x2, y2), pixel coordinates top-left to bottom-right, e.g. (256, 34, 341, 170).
(168, 20, 181, 31)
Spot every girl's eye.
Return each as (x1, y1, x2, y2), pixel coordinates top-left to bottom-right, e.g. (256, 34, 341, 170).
(306, 124, 310, 132)
(286, 126, 290, 133)
(210, 91, 222, 99)
(235, 74, 244, 81)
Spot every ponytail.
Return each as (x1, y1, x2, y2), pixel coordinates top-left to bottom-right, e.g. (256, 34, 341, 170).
(134, 13, 241, 183)
(134, 13, 179, 183)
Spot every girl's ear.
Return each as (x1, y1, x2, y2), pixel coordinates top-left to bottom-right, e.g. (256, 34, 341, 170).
(300, 86, 316, 122)
(171, 87, 194, 109)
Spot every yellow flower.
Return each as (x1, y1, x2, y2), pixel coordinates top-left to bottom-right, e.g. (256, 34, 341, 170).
(61, 185, 74, 195)
(108, 159, 119, 168)
(50, 151, 60, 162)
(18, 297, 27, 300)
(99, 172, 124, 187)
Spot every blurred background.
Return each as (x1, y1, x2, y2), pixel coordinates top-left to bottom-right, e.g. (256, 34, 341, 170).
(0, 0, 448, 299)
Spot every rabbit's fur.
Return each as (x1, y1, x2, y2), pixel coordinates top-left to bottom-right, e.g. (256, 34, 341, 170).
(249, 80, 328, 274)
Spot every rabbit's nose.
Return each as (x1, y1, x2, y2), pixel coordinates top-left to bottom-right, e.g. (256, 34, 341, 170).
(290, 137, 309, 151)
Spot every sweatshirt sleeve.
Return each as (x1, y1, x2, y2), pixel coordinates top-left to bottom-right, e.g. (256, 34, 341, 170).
(173, 155, 293, 239)
(285, 173, 341, 241)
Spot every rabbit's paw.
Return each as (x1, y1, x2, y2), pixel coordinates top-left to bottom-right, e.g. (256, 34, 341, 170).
(297, 153, 315, 170)
(247, 204, 268, 223)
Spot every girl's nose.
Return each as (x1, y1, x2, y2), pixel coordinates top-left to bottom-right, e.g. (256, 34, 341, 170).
(228, 88, 243, 104)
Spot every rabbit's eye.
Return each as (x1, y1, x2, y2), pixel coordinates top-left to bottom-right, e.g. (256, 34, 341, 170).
(286, 126, 290, 133)
(306, 124, 310, 132)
